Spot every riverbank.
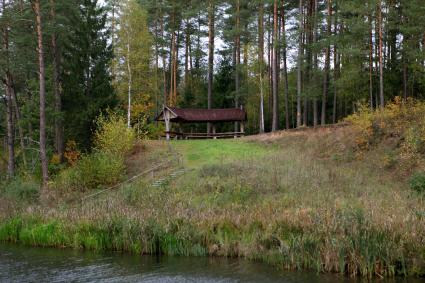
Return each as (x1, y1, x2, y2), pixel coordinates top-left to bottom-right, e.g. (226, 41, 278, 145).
(1, 121, 425, 278)
(1, 242, 367, 283)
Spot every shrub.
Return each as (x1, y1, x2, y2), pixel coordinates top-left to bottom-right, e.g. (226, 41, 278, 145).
(4, 178, 39, 202)
(56, 113, 135, 191)
(94, 112, 135, 157)
(57, 152, 125, 191)
(64, 140, 81, 166)
(345, 97, 425, 172)
(145, 122, 165, 139)
(409, 172, 425, 194)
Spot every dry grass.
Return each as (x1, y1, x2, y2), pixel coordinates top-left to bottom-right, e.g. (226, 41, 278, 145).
(1, 123, 425, 278)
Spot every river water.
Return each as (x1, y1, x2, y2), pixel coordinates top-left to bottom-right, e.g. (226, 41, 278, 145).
(0, 243, 420, 283)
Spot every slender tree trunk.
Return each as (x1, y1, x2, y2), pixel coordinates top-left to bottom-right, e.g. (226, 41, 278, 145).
(333, 53, 340, 123)
(312, 0, 318, 127)
(110, 0, 117, 85)
(403, 54, 408, 102)
(332, 0, 338, 123)
(258, 0, 265, 133)
(189, 37, 193, 75)
(268, 10, 272, 126)
(374, 18, 379, 108)
(302, 5, 308, 126)
(160, 7, 167, 106)
(378, 0, 384, 108)
(11, 84, 27, 168)
(369, 12, 374, 110)
(271, 0, 279, 131)
(184, 20, 189, 87)
(2, 0, 15, 178)
(50, 0, 64, 162)
(4, 77, 14, 178)
(126, 31, 132, 128)
(207, 0, 215, 134)
(154, 9, 160, 118)
(169, 30, 175, 106)
(297, 0, 303, 128)
(195, 12, 201, 76)
(33, 0, 49, 187)
(321, 0, 332, 126)
(173, 29, 179, 105)
(234, 0, 240, 133)
(281, 1, 290, 130)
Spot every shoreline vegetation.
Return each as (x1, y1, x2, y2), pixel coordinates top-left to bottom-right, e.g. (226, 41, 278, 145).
(1, 100, 425, 278)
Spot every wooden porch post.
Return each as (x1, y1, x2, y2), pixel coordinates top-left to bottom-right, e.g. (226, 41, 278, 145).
(212, 124, 217, 139)
(165, 108, 170, 141)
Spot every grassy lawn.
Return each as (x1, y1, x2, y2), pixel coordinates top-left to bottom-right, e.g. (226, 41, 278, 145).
(171, 139, 273, 168)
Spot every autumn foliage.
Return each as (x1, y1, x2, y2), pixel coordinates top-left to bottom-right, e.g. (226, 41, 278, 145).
(346, 97, 425, 174)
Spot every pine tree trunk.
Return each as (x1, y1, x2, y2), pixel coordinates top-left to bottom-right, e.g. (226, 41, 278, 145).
(321, 0, 332, 126)
(268, 11, 272, 126)
(160, 7, 167, 107)
(207, 0, 215, 134)
(304, 0, 313, 127)
(296, 0, 303, 128)
(271, 0, 279, 132)
(378, 1, 384, 108)
(154, 10, 160, 118)
(11, 84, 27, 168)
(369, 12, 374, 110)
(195, 12, 201, 76)
(302, 6, 308, 126)
(332, 1, 339, 124)
(4, 77, 14, 178)
(173, 29, 179, 105)
(403, 55, 408, 102)
(50, 0, 64, 162)
(234, 0, 240, 133)
(281, 0, 289, 130)
(2, 0, 15, 178)
(258, 0, 265, 133)
(169, 31, 175, 106)
(312, 0, 318, 127)
(33, 0, 49, 187)
(333, 52, 339, 123)
(184, 20, 189, 87)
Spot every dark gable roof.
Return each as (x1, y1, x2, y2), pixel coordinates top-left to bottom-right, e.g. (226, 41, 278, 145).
(157, 107, 247, 123)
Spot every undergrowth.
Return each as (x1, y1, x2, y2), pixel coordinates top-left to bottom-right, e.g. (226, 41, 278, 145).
(55, 113, 135, 191)
(345, 97, 425, 176)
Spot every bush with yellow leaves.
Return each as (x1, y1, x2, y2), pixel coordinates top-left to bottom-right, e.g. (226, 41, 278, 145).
(345, 97, 425, 173)
(56, 113, 135, 191)
(93, 112, 135, 158)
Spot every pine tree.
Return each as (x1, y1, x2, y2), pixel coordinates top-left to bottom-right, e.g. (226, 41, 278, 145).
(1, 0, 15, 178)
(207, 0, 215, 133)
(63, 0, 116, 149)
(32, 0, 49, 187)
(271, 0, 278, 131)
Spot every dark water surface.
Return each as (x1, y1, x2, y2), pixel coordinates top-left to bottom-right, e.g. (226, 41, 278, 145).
(0, 243, 419, 283)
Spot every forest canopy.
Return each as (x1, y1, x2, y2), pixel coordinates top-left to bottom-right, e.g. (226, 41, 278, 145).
(1, 0, 425, 185)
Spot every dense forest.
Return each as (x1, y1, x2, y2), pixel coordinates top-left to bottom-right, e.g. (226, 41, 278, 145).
(1, 0, 425, 185)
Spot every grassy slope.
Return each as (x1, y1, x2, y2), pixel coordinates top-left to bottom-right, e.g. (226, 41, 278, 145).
(1, 126, 425, 277)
